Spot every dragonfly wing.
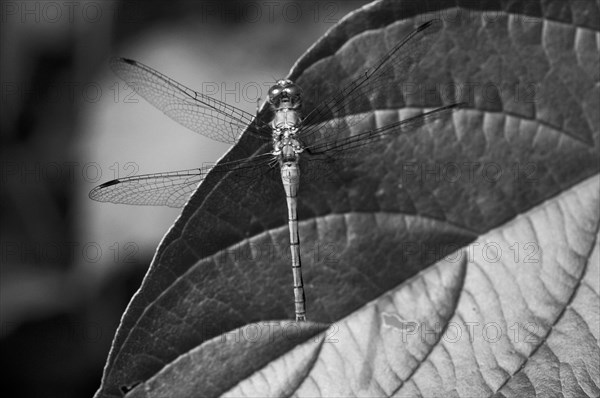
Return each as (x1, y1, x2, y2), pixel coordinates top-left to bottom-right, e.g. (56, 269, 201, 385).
(299, 104, 464, 188)
(297, 20, 446, 147)
(306, 103, 465, 156)
(111, 58, 271, 144)
(89, 154, 275, 208)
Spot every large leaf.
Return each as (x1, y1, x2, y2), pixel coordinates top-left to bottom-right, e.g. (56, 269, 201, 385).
(95, 0, 599, 396)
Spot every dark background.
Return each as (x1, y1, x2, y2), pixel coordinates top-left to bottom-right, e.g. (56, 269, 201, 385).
(0, 1, 368, 396)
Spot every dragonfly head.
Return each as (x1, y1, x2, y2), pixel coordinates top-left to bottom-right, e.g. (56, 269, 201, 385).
(268, 79, 302, 109)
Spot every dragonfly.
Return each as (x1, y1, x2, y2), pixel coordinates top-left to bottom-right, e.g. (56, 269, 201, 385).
(90, 19, 465, 322)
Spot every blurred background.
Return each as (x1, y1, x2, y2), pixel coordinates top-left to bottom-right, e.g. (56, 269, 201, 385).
(0, 0, 368, 396)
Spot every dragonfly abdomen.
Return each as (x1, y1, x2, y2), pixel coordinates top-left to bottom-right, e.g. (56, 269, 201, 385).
(280, 162, 306, 321)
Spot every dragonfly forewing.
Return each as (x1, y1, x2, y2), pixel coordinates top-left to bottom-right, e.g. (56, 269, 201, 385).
(110, 58, 272, 144)
(298, 20, 445, 148)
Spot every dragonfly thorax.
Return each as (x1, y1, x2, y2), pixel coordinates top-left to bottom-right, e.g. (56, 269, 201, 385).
(272, 128, 304, 163)
(269, 79, 304, 163)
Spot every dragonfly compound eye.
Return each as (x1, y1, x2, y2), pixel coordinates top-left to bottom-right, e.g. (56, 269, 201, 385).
(282, 84, 302, 98)
(268, 85, 283, 103)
